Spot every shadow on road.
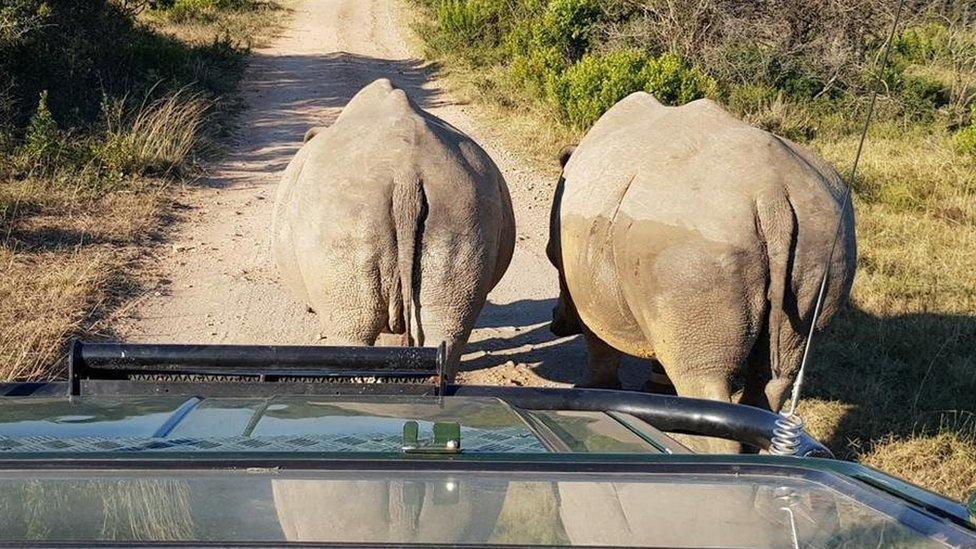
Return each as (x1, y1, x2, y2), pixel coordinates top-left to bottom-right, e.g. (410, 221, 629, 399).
(202, 52, 452, 187)
(463, 299, 650, 387)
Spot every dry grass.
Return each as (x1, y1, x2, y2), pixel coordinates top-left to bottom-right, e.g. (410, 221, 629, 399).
(0, 187, 163, 381)
(0, 4, 289, 382)
(795, 130, 976, 500)
(141, 1, 287, 49)
(863, 431, 976, 499)
(103, 90, 213, 176)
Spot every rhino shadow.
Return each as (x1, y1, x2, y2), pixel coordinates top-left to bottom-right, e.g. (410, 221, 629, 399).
(462, 299, 650, 388)
(803, 305, 976, 459)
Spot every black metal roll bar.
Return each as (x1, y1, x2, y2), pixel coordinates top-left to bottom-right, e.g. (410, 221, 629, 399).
(67, 340, 446, 396)
(49, 340, 832, 457)
(446, 385, 832, 458)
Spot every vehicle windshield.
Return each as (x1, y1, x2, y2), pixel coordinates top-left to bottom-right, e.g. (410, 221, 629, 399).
(0, 469, 954, 547)
(0, 395, 672, 456)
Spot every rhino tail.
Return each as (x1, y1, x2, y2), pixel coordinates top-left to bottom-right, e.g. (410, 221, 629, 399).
(302, 126, 325, 143)
(392, 176, 427, 346)
(756, 192, 798, 382)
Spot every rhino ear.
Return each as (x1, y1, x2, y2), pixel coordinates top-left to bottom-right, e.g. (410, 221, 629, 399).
(303, 126, 324, 143)
(557, 145, 577, 168)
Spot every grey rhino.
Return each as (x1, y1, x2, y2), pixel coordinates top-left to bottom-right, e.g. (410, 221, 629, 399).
(547, 92, 855, 430)
(273, 79, 515, 378)
(272, 479, 504, 544)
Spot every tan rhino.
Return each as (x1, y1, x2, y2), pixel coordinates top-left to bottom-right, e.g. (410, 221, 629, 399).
(273, 79, 515, 378)
(547, 93, 855, 437)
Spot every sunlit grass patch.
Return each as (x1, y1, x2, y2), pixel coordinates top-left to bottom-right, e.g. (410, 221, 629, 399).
(0, 188, 162, 380)
(0, 0, 288, 380)
(863, 430, 976, 501)
(815, 128, 976, 215)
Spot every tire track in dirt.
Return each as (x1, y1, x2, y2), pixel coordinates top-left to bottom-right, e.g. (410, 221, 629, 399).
(115, 0, 638, 388)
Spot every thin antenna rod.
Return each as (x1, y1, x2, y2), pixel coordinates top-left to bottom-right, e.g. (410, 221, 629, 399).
(787, 0, 906, 417)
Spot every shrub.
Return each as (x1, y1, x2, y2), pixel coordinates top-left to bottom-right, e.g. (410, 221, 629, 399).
(164, 0, 257, 20)
(0, 0, 50, 45)
(550, 50, 717, 129)
(549, 50, 648, 129)
(509, 45, 565, 97)
(428, 0, 514, 63)
(436, 0, 505, 46)
(506, 0, 600, 91)
(0, 0, 244, 133)
(534, 0, 598, 63)
(900, 74, 951, 116)
(167, 0, 218, 21)
(893, 23, 950, 63)
(18, 91, 63, 169)
(953, 122, 976, 158)
(642, 53, 718, 105)
(870, 63, 951, 120)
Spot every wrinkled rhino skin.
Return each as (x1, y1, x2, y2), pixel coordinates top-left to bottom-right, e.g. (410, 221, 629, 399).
(273, 79, 515, 378)
(547, 93, 856, 437)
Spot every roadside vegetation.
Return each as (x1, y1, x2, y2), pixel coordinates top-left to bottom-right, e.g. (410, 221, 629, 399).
(0, 0, 285, 380)
(410, 0, 976, 500)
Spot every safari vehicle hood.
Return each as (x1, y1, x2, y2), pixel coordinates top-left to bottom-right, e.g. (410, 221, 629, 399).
(0, 396, 551, 455)
(0, 341, 973, 547)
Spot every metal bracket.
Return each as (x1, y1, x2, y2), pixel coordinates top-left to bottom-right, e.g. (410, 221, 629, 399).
(402, 421, 461, 454)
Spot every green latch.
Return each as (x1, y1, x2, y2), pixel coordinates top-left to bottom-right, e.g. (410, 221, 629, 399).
(402, 420, 461, 454)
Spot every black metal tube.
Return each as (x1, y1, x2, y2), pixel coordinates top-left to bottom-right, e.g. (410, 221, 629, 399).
(75, 342, 439, 372)
(446, 385, 833, 458)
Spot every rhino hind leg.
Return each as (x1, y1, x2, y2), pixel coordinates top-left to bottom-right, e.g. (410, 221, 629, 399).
(578, 326, 622, 389)
(641, 360, 676, 395)
(306, 277, 387, 347)
(416, 312, 472, 383)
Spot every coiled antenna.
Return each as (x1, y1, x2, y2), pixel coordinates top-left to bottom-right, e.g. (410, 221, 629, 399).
(771, 0, 907, 455)
(769, 412, 805, 456)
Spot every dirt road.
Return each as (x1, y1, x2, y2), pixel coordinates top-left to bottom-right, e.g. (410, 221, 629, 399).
(116, 0, 647, 388)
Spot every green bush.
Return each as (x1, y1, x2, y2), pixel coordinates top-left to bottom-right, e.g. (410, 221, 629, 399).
(900, 74, 951, 116)
(168, 0, 218, 20)
(643, 53, 718, 105)
(533, 0, 598, 63)
(506, 0, 600, 91)
(550, 50, 716, 129)
(18, 91, 63, 168)
(549, 50, 648, 129)
(436, 0, 503, 45)
(955, 107, 976, 156)
(866, 23, 953, 119)
(0, 0, 247, 188)
(893, 23, 950, 63)
(871, 64, 950, 119)
(0, 1, 243, 133)
(12, 91, 100, 176)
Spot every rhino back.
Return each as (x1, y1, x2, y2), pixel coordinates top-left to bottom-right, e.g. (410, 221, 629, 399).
(559, 92, 853, 356)
(273, 78, 514, 341)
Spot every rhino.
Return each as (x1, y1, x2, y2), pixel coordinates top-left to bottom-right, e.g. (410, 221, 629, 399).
(272, 479, 504, 544)
(547, 92, 856, 429)
(273, 79, 515, 378)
